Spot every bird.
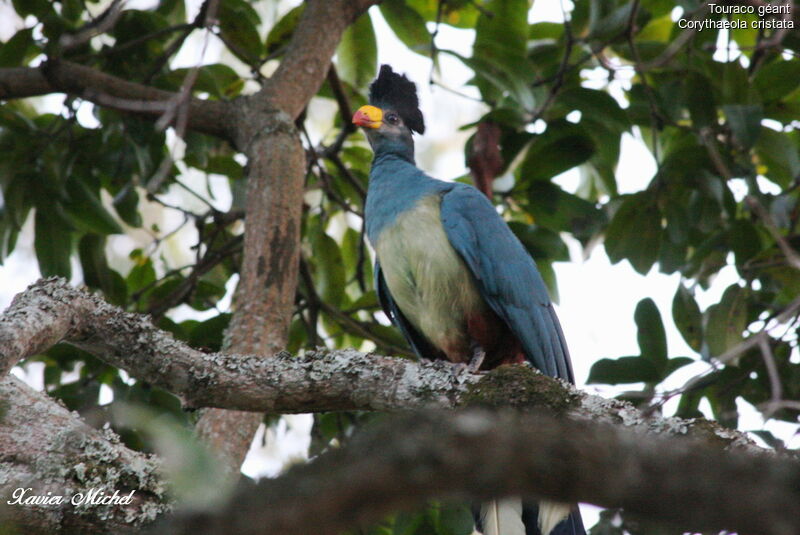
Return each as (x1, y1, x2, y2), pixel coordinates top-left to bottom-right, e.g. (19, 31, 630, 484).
(352, 65, 586, 535)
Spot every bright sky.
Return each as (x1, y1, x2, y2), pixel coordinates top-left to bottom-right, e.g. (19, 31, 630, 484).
(1, 0, 798, 530)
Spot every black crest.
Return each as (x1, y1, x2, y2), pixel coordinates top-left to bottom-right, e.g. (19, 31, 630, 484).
(369, 64, 425, 134)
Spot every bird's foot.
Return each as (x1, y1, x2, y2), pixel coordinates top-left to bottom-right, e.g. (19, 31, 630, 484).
(467, 348, 486, 372)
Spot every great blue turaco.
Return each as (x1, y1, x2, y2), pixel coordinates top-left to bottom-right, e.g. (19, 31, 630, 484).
(352, 65, 585, 535)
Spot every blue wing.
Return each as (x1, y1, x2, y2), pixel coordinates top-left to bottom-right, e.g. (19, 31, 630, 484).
(440, 184, 574, 382)
(375, 261, 439, 360)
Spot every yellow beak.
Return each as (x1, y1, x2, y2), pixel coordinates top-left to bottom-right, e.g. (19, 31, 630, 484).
(352, 105, 383, 129)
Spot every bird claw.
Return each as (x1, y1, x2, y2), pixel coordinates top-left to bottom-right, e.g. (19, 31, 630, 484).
(467, 348, 486, 372)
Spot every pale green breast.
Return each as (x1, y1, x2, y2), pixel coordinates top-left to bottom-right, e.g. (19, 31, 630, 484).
(374, 194, 486, 359)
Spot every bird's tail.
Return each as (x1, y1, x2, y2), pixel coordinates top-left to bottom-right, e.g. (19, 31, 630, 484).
(537, 500, 573, 535)
(476, 498, 577, 535)
(478, 498, 526, 535)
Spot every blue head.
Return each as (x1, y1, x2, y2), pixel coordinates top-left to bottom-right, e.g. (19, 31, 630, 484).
(353, 65, 425, 163)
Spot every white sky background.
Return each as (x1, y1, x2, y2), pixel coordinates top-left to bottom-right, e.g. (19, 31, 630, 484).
(1, 0, 798, 529)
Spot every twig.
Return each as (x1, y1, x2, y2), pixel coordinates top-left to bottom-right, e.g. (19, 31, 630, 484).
(428, 0, 445, 82)
(321, 65, 356, 158)
(757, 335, 783, 418)
(746, 196, 800, 271)
(754, 0, 794, 51)
(626, 0, 664, 160)
(529, 0, 574, 123)
(59, 0, 126, 51)
(700, 127, 734, 180)
(146, 0, 220, 194)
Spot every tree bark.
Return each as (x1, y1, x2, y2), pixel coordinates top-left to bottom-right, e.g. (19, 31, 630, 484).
(191, 0, 378, 473)
(3, 278, 799, 533)
(0, 278, 774, 454)
(0, 61, 235, 142)
(0, 376, 168, 534)
(161, 409, 800, 535)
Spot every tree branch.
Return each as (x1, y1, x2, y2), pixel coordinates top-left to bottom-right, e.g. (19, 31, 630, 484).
(0, 60, 234, 141)
(0, 278, 774, 455)
(0, 376, 168, 533)
(161, 409, 800, 535)
(195, 0, 379, 471)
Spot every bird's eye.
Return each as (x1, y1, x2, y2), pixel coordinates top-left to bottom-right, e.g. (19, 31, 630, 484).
(385, 113, 399, 124)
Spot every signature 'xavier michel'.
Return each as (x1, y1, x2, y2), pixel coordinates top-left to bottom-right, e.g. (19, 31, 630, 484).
(353, 65, 585, 535)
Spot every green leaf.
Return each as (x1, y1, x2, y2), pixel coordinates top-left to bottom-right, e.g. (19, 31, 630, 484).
(161, 64, 244, 99)
(218, 0, 263, 64)
(663, 200, 689, 246)
(78, 234, 127, 306)
(754, 60, 800, 102)
(455, 52, 535, 110)
(112, 186, 142, 228)
(587, 356, 661, 385)
(755, 128, 800, 188)
(60, 0, 84, 22)
(34, 209, 73, 278)
(508, 222, 569, 262)
(155, 0, 186, 24)
(437, 504, 474, 535)
(337, 13, 377, 89)
(635, 298, 667, 367)
(63, 179, 124, 235)
(11, 0, 53, 18)
(728, 219, 762, 266)
(658, 231, 687, 275)
(682, 72, 716, 128)
(704, 284, 747, 359)
(665, 356, 695, 376)
(718, 60, 757, 105)
(310, 227, 346, 307)
(206, 155, 244, 179)
(638, 13, 674, 42)
(127, 253, 156, 295)
(188, 313, 231, 352)
(604, 193, 662, 274)
(672, 285, 703, 352)
(525, 182, 606, 241)
(529, 21, 564, 40)
(474, 0, 529, 65)
(380, 0, 430, 55)
(589, 2, 641, 41)
(265, 5, 305, 55)
(472, 0, 532, 104)
(723, 104, 763, 149)
(50, 380, 101, 413)
(536, 260, 559, 304)
(190, 280, 227, 310)
(519, 121, 596, 181)
(406, 0, 478, 28)
(393, 511, 423, 535)
(0, 28, 35, 67)
(554, 88, 630, 133)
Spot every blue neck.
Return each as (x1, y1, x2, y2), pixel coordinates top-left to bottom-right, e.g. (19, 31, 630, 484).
(370, 134, 415, 163)
(364, 152, 448, 244)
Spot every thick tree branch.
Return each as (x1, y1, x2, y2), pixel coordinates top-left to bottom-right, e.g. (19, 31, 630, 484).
(0, 376, 168, 534)
(0, 61, 234, 141)
(193, 110, 305, 472)
(0, 278, 772, 455)
(196, 0, 379, 471)
(161, 409, 800, 535)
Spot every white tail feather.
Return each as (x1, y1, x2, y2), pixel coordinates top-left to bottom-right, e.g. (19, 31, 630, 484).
(479, 498, 526, 535)
(537, 500, 572, 535)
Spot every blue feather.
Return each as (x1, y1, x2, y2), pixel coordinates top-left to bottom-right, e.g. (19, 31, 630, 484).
(440, 184, 574, 382)
(359, 77, 584, 534)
